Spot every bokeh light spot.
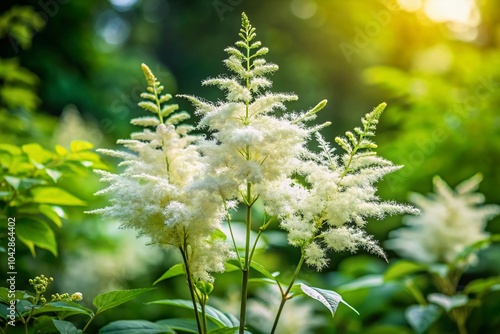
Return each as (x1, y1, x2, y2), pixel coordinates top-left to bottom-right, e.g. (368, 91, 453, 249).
(290, 0, 317, 20)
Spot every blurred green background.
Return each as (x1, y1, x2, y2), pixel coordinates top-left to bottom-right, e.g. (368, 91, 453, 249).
(1, 0, 499, 333)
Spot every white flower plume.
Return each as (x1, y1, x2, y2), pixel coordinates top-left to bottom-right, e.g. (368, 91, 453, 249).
(386, 174, 500, 264)
(87, 64, 233, 282)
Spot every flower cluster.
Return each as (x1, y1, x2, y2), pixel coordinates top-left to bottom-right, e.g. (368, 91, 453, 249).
(88, 64, 233, 282)
(386, 174, 500, 264)
(91, 13, 415, 283)
(181, 13, 416, 271)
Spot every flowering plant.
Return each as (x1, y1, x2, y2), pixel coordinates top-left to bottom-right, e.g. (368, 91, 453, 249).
(90, 13, 416, 334)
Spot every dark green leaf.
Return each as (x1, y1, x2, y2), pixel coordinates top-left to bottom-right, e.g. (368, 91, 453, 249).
(16, 218, 57, 256)
(405, 304, 441, 334)
(31, 301, 94, 318)
(93, 288, 155, 314)
(53, 319, 82, 334)
(149, 299, 239, 328)
(98, 320, 174, 334)
(156, 318, 199, 333)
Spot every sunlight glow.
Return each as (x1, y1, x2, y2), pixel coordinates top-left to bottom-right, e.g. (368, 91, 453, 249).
(423, 0, 479, 25)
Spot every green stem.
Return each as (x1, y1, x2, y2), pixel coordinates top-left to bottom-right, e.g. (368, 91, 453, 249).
(239, 182, 253, 334)
(180, 246, 203, 334)
(223, 199, 243, 270)
(249, 215, 272, 264)
(270, 253, 306, 334)
(82, 314, 97, 333)
(404, 279, 427, 306)
(200, 295, 208, 334)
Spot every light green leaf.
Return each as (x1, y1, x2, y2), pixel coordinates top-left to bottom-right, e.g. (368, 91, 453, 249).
(4, 176, 21, 190)
(405, 304, 441, 334)
(337, 275, 384, 292)
(46, 168, 63, 183)
(296, 283, 359, 316)
(428, 293, 469, 312)
(31, 187, 87, 206)
(464, 276, 500, 295)
(384, 260, 427, 281)
(39, 204, 63, 227)
(249, 260, 280, 285)
(208, 327, 241, 334)
(93, 288, 155, 314)
(52, 319, 82, 334)
(22, 143, 53, 164)
(70, 141, 94, 153)
(16, 218, 57, 256)
(98, 320, 174, 334)
(0, 143, 22, 155)
(149, 299, 239, 328)
(154, 263, 184, 285)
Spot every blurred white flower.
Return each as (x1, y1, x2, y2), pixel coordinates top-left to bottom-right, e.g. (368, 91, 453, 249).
(386, 174, 500, 264)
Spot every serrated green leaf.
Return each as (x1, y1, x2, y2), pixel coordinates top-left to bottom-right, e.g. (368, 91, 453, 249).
(53, 319, 82, 334)
(31, 187, 87, 206)
(31, 301, 93, 318)
(296, 283, 359, 316)
(384, 260, 427, 281)
(149, 299, 239, 328)
(405, 304, 441, 334)
(16, 218, 57, 256)
(93, 288, 155, 314)
(154, 263, 184, 285)
(98, 320, 174, 334)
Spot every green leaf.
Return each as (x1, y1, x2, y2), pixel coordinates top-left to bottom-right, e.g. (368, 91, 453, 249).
(154, 263, 184, 285)
(0, 143, 22, 155)
(70, 140, 94, 153)
(4, 176, 21, 190)
(98, 320, 174, 334)
(16, 218, 57, 256)
(464, 276, 500, 295)
(453, 234, 500, 266)
(208, 327, 240, 334)
(384, 260, 427, 281)
(405, 304, 441, 334)
(31, 187, 87, 206)
(93, 288, 155, 314)
(337, 274, 384, 292)
(249, 260, 280, 285)
(39, 204, 63, 227)
(31, 301, 94, 318)
(149, 299, 239, 328)
(46, 168, 63, 183)
(295, 283, 359, 316)
(428, 293, 469, 312)
(22, 143, 53, 164)
(156, 318, 199, 333)
(53, 319, 82, 334)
